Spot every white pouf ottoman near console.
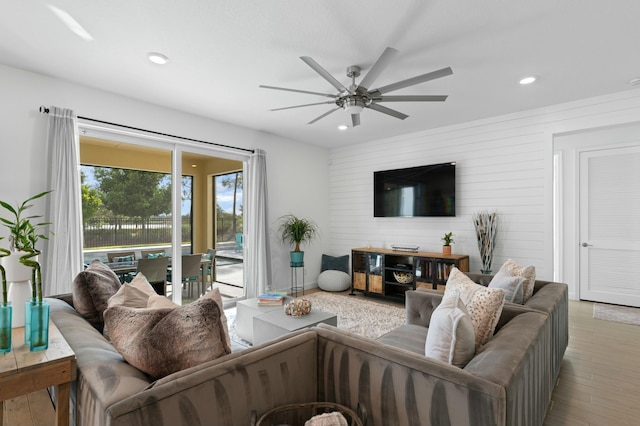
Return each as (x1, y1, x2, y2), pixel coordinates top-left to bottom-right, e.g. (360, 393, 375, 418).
(317, 270, 351, 292)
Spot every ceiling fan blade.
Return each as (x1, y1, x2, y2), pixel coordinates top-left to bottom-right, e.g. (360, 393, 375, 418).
(377, 95, 448, 102)
(351, 113, 361, 127)
(270, 100, 336, 111)
(308, 107, 340, 124)
(259, 85, 336, 98)
(367, 103, 409, 120)
(357, 47, 399, 90)
(375, 67, 453, 94)
(300, 56, 349, 93)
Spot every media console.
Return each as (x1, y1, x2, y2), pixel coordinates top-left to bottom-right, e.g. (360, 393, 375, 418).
(351, 247, 469, 301)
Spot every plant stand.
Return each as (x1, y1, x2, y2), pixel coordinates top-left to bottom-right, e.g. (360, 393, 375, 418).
(290, 262, 304, 297)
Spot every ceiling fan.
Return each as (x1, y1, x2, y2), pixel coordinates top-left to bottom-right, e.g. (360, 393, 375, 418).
(259, 47, 452, 127)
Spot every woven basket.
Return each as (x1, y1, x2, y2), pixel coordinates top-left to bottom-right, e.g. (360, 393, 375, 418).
(393, 271, 414, 284)
(254, 402, 364, 426)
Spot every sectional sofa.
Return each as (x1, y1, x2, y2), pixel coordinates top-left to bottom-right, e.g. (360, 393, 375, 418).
(48, 273, 567, 426)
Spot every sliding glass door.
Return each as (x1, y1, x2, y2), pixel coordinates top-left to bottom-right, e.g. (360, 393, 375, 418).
(78, 125, 247, 304)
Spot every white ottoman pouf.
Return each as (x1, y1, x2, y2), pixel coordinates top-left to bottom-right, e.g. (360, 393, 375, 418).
(317, 270, 351, 292)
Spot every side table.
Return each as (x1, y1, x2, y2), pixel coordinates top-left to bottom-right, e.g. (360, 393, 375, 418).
(0, 321, 76, 426)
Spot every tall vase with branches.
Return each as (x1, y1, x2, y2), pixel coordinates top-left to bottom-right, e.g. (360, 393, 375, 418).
(473, 211, 498, 274)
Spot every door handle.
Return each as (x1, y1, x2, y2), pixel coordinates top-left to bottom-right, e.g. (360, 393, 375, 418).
(581, 242, 593, 247)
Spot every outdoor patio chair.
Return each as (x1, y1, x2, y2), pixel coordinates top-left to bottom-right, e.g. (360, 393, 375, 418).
(235, 233, 243, 252)
(136, 256, 170, 295)
(141, 249, 167, 259)
(178, 254, 204, 299)
(107, 251, 136, 282)
(203, 248, 216, 284)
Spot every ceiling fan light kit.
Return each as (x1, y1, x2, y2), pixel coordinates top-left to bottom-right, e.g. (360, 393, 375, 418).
(260, 47, 452, 127)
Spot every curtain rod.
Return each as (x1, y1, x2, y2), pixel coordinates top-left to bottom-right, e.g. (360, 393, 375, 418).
(39, 106, 255, 154)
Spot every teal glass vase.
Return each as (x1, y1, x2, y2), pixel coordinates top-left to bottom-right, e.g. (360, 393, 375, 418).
(0, 302, 12, 353)
(29, 300, 49, 351)
(24, 298, 35, 345)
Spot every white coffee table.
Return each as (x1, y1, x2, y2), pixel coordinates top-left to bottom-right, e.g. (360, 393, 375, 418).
(236, 298, 289, 344)
(252, 309, 338, 346)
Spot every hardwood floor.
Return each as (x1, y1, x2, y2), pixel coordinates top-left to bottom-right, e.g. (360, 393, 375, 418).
(543, 300, 640, 425)
(6, 299, 639, 425)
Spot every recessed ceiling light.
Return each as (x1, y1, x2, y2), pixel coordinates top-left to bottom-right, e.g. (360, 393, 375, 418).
(519, 76, 536, 85)
(148, 52, 169, 65)
(338, 125, 348, 131)
(47, 4, 94, 41)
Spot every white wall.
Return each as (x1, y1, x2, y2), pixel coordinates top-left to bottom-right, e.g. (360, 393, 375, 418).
(328, 87, 640, 299)
(0, 64, 330, 292)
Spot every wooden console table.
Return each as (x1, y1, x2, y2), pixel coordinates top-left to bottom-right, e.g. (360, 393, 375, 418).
(351, 247, 469, 301)
(0, 321, 76, 426)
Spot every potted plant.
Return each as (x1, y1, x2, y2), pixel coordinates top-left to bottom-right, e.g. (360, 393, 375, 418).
(441, 232, 454, 255)
(277, 214, 318, 266)
(0, 191, 52, 341)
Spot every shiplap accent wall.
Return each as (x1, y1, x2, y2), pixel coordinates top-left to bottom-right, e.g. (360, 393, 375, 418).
(328, 88, 640, 285)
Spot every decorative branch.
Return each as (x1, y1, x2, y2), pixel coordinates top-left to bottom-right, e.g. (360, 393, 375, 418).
(473, 211, 498, 274)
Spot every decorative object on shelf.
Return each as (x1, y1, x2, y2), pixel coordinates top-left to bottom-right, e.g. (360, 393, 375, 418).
(284, 298, 312, 317)
(391, 245, 419, 252)
(441, 232, 454, 255)
(393, 271, 414, 284)
(473, 210, 498, 274)
(277, 214, 318, 266)
(0, 191, 52, 328)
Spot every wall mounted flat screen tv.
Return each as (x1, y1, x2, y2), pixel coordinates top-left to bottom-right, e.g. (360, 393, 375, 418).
(374, 162, 456, 217)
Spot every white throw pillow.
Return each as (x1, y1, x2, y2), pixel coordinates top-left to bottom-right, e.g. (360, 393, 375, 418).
(488, 269, 526, 304)
(497, 259, 536, 302)
(444, 268, 505, 350)
(425, 291, 476, 368)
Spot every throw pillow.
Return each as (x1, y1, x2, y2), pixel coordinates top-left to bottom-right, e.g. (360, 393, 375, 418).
(72, 260, 122, 333)
(444, 267, 505, 350)
(488, 269, 526, 304)
(321, 254, 349, 273)
(146, 288, 231, 350)
(104, 298, 231, 379)
(104, 272, 159, 339)
(425, 291, 475, 368)
(107, 273, 158, 309)
(497, 259, 536, 302)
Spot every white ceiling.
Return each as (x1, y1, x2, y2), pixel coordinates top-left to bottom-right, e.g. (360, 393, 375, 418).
(2, 1, 640, 148)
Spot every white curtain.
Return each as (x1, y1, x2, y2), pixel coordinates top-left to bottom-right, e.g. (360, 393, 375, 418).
(245, 149, 271, 298)
(43, 107, 84, 295)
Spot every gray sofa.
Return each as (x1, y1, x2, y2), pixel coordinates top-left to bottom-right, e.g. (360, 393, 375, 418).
(379, 290, 554, 426)
(464, 273, 569, 382)
(48, 286, 561, 426)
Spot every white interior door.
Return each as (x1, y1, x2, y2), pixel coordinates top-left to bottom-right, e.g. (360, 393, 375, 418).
(579, 145, 640, 306)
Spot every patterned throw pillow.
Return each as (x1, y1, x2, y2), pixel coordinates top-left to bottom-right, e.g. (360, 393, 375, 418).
(72, 260, 122, 333)
(425, 291, 476, 367)
(497, 259, 536, 302)
(445, 267, 505, 350)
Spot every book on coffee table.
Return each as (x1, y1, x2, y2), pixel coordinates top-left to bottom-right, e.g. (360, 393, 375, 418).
(258, 292, 286, 305)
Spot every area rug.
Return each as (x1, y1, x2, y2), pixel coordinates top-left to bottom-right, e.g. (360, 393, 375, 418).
(593, 303, 640, 326)
(225, 292, 406, 348)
